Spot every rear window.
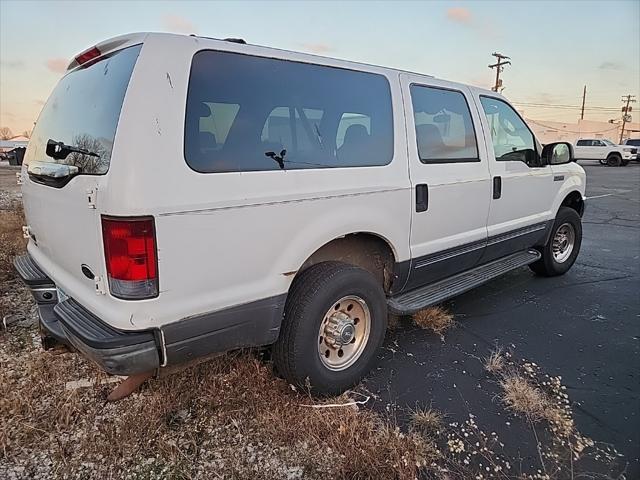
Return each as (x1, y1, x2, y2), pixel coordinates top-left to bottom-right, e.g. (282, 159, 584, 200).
(185, 50, 393, 173)
(626, 139, 640, 146)
(24, 44, 141, 174)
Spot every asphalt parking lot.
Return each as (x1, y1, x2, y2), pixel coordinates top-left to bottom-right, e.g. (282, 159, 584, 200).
(366, 160, 640, 476)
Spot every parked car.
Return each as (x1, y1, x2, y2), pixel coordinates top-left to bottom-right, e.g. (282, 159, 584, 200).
(574, 138, 635, 166)
(623, 138, 640, 161)
(14, 33, 586, 395)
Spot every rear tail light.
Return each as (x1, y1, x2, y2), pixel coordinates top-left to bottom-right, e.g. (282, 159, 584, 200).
(75, 46, 101, 66)
(101, 216, 158, 300)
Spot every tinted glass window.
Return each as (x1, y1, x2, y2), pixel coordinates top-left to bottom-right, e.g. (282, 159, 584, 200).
(185, 51, 393, 172)
(626, 139, 640, 146)
(24, 45, 141, 174)
(410, 85, 478, 163)
(576, 140, 589, 146)
(480, 96, 538, 165)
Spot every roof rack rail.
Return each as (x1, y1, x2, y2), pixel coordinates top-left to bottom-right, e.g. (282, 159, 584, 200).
(223, 38, 246, 44)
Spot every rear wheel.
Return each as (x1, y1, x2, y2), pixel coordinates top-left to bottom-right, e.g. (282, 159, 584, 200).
(530, 207, 582, 276)
(606, 153, 622, 167)
(273, 262, 387, 395)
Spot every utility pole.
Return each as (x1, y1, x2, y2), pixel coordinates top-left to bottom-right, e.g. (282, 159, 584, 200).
(488, 52, 511, 92)
(580, 85, 587, 120)
(619, 94, 636, 143)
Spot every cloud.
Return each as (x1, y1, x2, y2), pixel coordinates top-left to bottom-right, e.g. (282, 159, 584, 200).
(300, 43, 332, 54)
(1, 60, 24, 69)
(46, 58, 68, 73)
(446, 7, 472, 24)
(163, 14, 197, 34)
(445, 6, 499, 39)
(598, 61, 624, 71)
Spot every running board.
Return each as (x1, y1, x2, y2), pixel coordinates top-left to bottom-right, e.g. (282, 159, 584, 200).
(388, 249, 541, 315)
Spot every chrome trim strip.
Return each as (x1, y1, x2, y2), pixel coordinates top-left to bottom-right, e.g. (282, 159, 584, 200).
(486, 223, 546, 246)
(414, 222, 547, 270)
(415, 241, 486, 269)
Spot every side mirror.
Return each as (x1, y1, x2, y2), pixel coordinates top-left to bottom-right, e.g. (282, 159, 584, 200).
(542, 142, 574, 165)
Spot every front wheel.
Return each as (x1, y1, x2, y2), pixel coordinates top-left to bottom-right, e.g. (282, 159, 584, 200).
(606, 154, 622, 167)
(530, 207, 582, 276)
(273, 262, 388, 396)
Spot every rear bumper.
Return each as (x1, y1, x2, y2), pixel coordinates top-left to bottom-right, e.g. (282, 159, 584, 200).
(14, 254, 160, 375)
(14, 254, 284, 375)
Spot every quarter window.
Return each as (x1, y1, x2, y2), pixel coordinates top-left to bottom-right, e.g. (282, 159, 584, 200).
(185, 51, 393, 172)
(480, 96, 538, 165)
(409, 85, 479, 163)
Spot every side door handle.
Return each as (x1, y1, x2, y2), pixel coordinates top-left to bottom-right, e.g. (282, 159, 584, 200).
(492, 176, 502, 199)
(416, 184, 429, 212)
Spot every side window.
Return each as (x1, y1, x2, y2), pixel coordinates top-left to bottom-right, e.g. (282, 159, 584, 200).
(593, 140, 604, 146)
(198, 103, 240, 153)
(480, 96, 537, 165)
(409, 85, 479, 163)
(576, 140, 588, 146)
(336, 113, 371, 149)
(185, 50, 393, 172)
(260, 107, 324, 156)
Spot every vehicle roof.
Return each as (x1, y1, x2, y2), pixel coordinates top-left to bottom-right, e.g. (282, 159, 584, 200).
(80, 32, 503, 98)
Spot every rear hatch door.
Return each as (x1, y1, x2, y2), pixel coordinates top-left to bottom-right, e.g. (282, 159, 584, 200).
(21, 43, 142, 299)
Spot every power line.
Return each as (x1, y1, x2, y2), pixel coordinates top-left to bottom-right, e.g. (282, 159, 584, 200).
(526, 119, 619, 134)
(511, 102, 619, 111)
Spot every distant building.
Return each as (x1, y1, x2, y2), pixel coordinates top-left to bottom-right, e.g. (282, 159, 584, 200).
(0, 135, 30, 152)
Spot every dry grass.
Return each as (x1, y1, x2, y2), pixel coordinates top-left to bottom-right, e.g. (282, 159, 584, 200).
(412, 306, 454, 336)
(0, 340, 437, 479)
(483, 347, 506, 373)
(410, 407, 443, 434)
(500, 374, 550, 421)
(0, 207, 27, 321)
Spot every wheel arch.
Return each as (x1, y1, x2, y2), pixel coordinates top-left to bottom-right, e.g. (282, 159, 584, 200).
(293, 231, 400, 293)
(560, 190, 585, 217)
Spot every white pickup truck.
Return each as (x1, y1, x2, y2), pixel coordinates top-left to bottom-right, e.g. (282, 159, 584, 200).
(574, 138, 636, 166)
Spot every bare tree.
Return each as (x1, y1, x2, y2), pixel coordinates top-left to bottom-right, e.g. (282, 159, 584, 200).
(68, 133, 110, 174)
(0, 127, 13, 140)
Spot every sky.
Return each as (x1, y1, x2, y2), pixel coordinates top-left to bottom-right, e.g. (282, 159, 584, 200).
(1, 0, 638, 135)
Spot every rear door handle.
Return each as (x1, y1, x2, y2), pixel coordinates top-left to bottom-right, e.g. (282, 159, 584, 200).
(493, 176, 502, 199)
(416, 184, 429, 212)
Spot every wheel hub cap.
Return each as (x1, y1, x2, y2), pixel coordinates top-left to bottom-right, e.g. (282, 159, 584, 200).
(324, 313, 356, 347)
(317, 295, 371, 371)
(552, 222, 575, 263)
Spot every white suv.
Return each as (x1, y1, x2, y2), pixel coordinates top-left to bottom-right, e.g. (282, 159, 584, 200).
(15, 33, 586, 395)
(574, 138, 635, 166)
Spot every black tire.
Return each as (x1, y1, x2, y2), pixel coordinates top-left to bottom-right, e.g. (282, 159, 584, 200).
(606, 153, 622, 167)
(273, 261, 387, 396)
(529, 207, 582, 276)
(622, 159, 630, 166)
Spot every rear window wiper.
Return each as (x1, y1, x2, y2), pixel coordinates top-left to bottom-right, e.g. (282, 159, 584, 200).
(46, 138, 99, 160)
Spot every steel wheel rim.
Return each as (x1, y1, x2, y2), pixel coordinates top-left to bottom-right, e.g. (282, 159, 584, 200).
(318, 295, 371, 371)
(552, 222, 575, 263)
